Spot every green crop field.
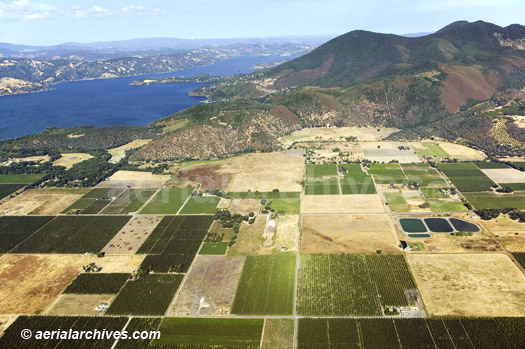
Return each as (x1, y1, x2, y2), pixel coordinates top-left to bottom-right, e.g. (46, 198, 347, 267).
(428, 200, 468, 212)
(106, 274, 184, 316)
(0, 216, 54, 253)
(261, 319, 294, 349)
(384, 192, 410, 212)
(474, 161, 509, 169)
(180, 195, 221, 214)
(11, 215, 130, 253)
(463, 191, 525, 210)
(82, 199, 111, 214)
(0, 184, 24, 199)
(64, 273, 130, 294)
(101, 189, 157, 214)
(199, 242, 228, 255)
(414, 142, 449, 157)
(297, 254, 416, 316)
(0, 316, 128, 349)
(305, 179, 340, 195)
(152, 318, 264, 347)
(438, 163, 496, 192)
(0, 174, 43, 184)
(420, 188, 450, 199)
(402, 163, 448, 187)
(368, 163, 407, 184)
(62, 198, 97, 213)
(306, 164, 338, 178)
(140, 186, 194, 214)
(501, 183, 525, 191)
(298, 318, 524, 349)
(116, 318, 162, 349)
(138, 215, 213, 272)
(231, 255, 295, 315)
(338, 164, 376, 194)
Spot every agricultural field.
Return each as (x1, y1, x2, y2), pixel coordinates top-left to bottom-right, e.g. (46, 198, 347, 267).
(339, 163, 376, 194)
(140, 186, 194, 214)
(106, 274, 184, 315)
(302, 194, 384, 214)
(401, 163, 448, 187)
(0, 174, 44, 184)
(179, 195, 221, 214)
(513, 252, 525, 269)
(227, 215, 267, 256)
(12, 215, 131, 253)
(169, 255, 245, 316)
(438, 141, 486, 160)
(46, 294, 114, 316)
(199, 242, 229, 255)
(0, 188, 88, 215)
(97, 170, 170, 188)
(463, 191, 525, 209)
(63, 273, 129, 294)
(480, 167, 525, 184)
(438, 162, 496, 192)
(0, 215, 54, 253)
(474, 161, 510, 169)
(116, 318, 162, 349)
(412, 141, 450, 158)
(0, 254, 94, 315)
(138, 215, 213, 272)
(103, 215, 162, 254)
(100, 188, 157, 214)
(268, 214, 299, 253)
(304, 178, 340, 195)
(0, 316, 128, 348)
(482, 215, 525, 251)
(384, 191, 411, 212)
(297, 254, 416, 316)
(361, 142, 421, 163)
(228, 198, 261, 214)
(0, 184, 24, 200)
(297, 318, 524, 349)
(428, 200, 468, 212)
(152, 318, 264, 347)
(301, 215, 400, 254)
(52, 152, 93, 169)
(230, 191, 301, 214)
(231, 255, 295, 315)
(108, 139, 151, 163)
(407, 253, 525, 316)
(306, 164, 338, 178)
(368, 163, 407, 184)
(261, 319, 294, 349)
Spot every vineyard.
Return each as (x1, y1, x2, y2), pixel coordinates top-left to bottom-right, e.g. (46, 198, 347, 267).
(0, 215, 54, 252)
(297, 254, 417, 316)
(231, 255, 295, 315)
(11, 215, 131, 253)
(106, 274, 184, 315)
(0, 316, 128, 349)
(138, 215, 214, 272)
(100, 188, 157, 214)
(513, 252, 525, 269)
(0, 183, 24, 200)
(152, 318, 264, 347)
(64, 273, 130, 294)
(437, 163, 496, 192)
(298, 317, 525, 348)
(115, 318, 162, 349)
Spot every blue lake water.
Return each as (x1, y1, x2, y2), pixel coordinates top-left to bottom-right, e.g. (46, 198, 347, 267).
(0, 56, 283, 140)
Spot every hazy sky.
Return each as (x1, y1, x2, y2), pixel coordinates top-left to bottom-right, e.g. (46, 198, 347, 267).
(1, 0, 524, 45)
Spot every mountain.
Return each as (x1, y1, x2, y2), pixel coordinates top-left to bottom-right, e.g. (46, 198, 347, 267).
(133, 21, 525, 161)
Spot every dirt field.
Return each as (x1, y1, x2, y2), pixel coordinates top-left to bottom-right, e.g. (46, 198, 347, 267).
(280, 126, 399, 146)
(228, 198, 261, 215)
(481, 168, 525, 183)
(310, 142, 364, 161)
(227, 150, 304, 192)
(53, 153, 93, 169)
(361, 142, 421, 163)
(267, 215, 299, 254)
(217, 198, 231, 209)
(45, 294, 114, 316)
(1, 155, 50, 166)
(301, 194, 385, 214)
(228, 215, 267, 256)
(0, 188, 87, 215)
(0, 254, 91, 315)
(102, 215, 162, 254)
(407, 253, 525, 317)
(94, 255, 145, 273)
(438, 142, 486, 160)
(302, 215, 400, 254)
(481, 215, 525, 252)
(169, 255, 245, 316)
(108, 139, 151, 163)
(97, 170, 170, 188)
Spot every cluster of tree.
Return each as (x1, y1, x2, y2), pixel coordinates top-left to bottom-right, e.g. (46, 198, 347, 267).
(215, 209, 251, 233)
(495, 186, 514, 193)
(475, 208, 521, 220)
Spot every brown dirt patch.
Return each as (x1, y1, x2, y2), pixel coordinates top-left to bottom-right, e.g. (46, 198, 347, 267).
(407, 253, 525, 317)
(438, 142, 486, 161)
(302, 215, 400, 254)
(102, 215, 162, 254)
(0, 188, 87, 216)
(275, 55, 334, 88)
(228, 215, 267, 256)
(45, 294, 114, 316)
(169, 255, 245, 316)
(229, 199, 261, 215)
(270, 105, 300, 124)
(97, 170, 170, 188)
(481, 168, 525, 183)
(53, 153, 93, 169)
(302, 194, 385, 214)
(178, 163, 232, 191)
(481, 214, 525, 252)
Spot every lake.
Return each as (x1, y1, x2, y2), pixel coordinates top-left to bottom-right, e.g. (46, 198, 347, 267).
(0, 56, 282, 140)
